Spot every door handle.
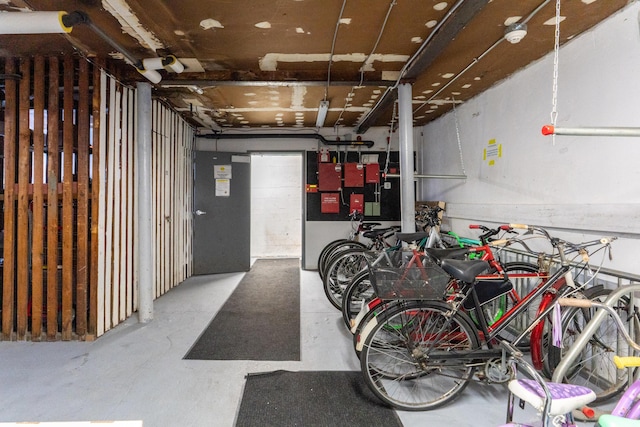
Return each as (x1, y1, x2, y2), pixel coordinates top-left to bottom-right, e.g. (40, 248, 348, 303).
(195, 209, 207, 216)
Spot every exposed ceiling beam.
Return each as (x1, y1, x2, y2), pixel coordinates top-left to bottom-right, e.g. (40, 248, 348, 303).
(355, 0, 490, 134)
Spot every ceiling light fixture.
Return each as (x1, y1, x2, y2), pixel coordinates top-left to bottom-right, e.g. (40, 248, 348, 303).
(315, 101, 330, 128)
(504, 23, 528, 44)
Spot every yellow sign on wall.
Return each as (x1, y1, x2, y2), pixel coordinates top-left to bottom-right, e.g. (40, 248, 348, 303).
(483, 139, 502, 166)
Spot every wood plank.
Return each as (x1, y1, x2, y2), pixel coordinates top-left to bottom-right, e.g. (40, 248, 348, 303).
(153, 100, 160, 298)
(16, 57, 31, 340)
(96, 69, 108, 337)
(31, 56, 46, 340)
(163, 106, 170, 294)
(61, 55, 74, 341)
(46, 57, 60, 340)
(76, 58, 90, 338)
(125, 87, 134, 316)
(104, 76, 116, 331)
(111, 86, 122, 325)
(89, 59, 103, 338)
(2, 58, 17, 340)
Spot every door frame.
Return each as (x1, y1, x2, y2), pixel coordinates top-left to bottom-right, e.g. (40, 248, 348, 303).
(248, 150, 306, 265)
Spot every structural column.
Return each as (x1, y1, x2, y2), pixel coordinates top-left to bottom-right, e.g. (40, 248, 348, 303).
(136, 82, 155, 323)
(398, 82, 416, 233)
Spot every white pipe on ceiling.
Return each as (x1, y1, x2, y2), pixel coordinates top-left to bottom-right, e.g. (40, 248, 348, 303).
(0, 11, 73, 34)
(542, 125, 640, 137)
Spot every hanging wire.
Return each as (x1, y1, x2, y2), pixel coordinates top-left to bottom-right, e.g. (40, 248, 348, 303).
(325, 0, 348, 102)
(355, 0, 464, 129)
(334, 0, 397, 128)
(550, 0, 562, 145)
(451, 96, 467, 176)
(383, 100, 397, 176)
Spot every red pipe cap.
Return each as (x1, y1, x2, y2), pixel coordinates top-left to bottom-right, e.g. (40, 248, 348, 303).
(541, 125, 555, 135)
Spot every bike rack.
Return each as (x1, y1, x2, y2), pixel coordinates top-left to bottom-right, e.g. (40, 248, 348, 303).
(551, 283, 640, 384)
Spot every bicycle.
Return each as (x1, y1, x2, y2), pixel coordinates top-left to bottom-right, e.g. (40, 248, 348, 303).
(320, 225, 401, 309)
(346, 224, 551, 350)
(356, 224, 617, 410)
(501, 294, 640, 426)
(316, 211, 382, 280)
(339, 223, 489, 328)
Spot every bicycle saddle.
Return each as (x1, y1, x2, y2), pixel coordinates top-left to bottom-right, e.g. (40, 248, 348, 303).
(363, 227, 395, 239)
(395, 232, 429, 243)
(425, 247, 470, 264)
(440, 258, 489, 283)
(508, 378, 596, 416)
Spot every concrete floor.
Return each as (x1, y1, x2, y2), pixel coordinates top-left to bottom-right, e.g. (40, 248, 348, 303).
(0, 262, 598, 427)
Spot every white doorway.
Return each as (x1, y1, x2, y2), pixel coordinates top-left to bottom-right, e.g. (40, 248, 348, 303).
(250, 153, 303, 258)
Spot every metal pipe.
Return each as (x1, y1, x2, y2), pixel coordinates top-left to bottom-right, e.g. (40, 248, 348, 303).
(384, 173, 467, 179)
(136, 82, 155, 323)
(551, 283, 640, 383)
(198, 132, 375, 148)
(398, 83, 416, 233)
(542, 124, 640, 137)
(160, 80, 393, 87)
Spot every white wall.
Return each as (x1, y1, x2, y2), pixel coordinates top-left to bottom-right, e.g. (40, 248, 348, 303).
(250, 153, 302, 258)
(419, 3, 640, 274)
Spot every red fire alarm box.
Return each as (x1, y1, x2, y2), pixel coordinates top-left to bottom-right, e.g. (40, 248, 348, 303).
(344, 163, 364, 187)
(365, 163, 380, 184)
(321, 193, 341, 213)
(318, 163, 342, 191)
(350, 193, 364, 214)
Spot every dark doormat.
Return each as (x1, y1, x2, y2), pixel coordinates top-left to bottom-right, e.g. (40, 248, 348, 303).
(184, 258, 300, 361)
(235, 370, 403, 427)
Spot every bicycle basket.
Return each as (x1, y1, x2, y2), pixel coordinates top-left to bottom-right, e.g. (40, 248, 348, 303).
(370, 253, 450, 300)
(362, 249, 404, 270)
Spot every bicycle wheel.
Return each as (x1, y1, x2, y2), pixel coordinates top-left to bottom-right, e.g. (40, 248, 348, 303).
(359, 300, 480, 410)
(341, 270, 374, 330)
(317, 239, 349, 278)
(547, 288, 639, 403)
(322, 248, 368, 309)
(318, 240, 367, 280)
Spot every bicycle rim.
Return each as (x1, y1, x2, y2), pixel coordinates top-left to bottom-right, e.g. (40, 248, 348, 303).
(360, 300, 479, 410)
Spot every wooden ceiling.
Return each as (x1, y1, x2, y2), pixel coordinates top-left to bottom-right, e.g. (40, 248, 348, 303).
(0, 0, 629, 133)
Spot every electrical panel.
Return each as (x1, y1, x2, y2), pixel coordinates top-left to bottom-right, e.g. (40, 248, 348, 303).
(350, 193, 364, 214)
(365, 163, 380, 184)
(318, 162, 342, 191)
(306, 150, 402, 221)
(344, 163, 364, 187)
(321, 192, 341, 213)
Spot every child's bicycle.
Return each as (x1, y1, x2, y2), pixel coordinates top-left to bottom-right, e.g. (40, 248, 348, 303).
(500, 292, 640, 427)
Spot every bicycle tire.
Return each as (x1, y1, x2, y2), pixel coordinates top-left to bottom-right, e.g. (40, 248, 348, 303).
(317, 239, 349, 278)
(341, 270, 374, 330)
(359, 300, 480, 410)
(547, 287, 638, 403)
(318, 240, 367, 280)
(322, 247, 368, 309)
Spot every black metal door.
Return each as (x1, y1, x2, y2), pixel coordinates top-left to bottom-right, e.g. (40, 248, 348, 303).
(193, 151, 251, 274)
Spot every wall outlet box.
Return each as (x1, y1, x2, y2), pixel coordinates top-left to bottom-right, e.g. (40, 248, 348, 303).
(383, 181, 391, 189)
